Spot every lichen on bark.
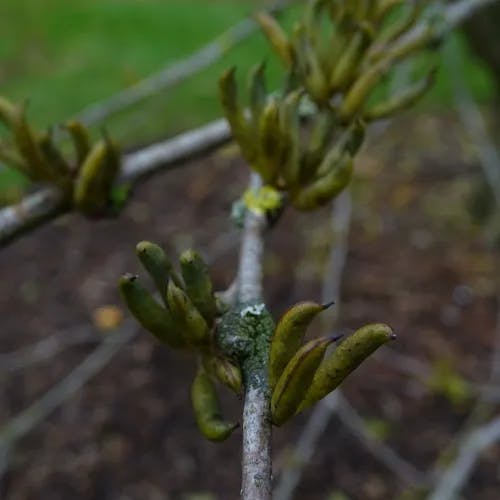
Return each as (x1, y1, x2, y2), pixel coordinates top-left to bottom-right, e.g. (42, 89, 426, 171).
(217, 300, 275, 390)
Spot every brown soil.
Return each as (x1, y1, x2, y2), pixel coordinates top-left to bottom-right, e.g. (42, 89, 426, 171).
(0, 113, 499, 500)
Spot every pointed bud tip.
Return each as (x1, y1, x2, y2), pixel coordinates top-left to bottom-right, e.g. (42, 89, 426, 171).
(329, 334, 344, 343)
(322, 301, 335, 310)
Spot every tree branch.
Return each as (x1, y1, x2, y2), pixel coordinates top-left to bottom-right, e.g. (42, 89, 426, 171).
(0, 187, 68, 247)
(0, 326, 96, 372)
(0, 231, 231, 477)
(0, 0, 294, 246)
(394, 37, 500, 500)
(275, 189, 429, 497)
(444, 36, 500, 205)
(241, 377, 273, 500)
(274, 394, 341, 500)
(0, 0, 495, 250)
(0, 322, 137, 476)
(335, 393, 429, 487)
(237, 174, 265, 304)
(427, 414, 500, 500)
(274, 190, 352, 500)
(0, 118, 231, 247)
(72, 0, 290, 126)
(394, 0, 500, 56)
(236, 173, 273, 500)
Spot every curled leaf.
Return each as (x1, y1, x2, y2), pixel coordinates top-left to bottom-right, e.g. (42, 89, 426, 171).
(180, 249, 217, 324)
(272, 335, 341, 426)
(292, 153, 353, 210)
(136, 241, 181, 301)
(269, 301, 333, 390)
(255, 11, 293, 66)
(167, 280, 210, 347)
(119, 274, 185, 349)
(363, 67, 436, 121)
(298, 323, 395, 411)
(191, 366, 238, 441)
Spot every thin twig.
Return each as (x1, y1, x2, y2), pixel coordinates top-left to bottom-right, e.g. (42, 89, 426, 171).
(0, 0, 290, 244)
(446, 36, 500, 388)
(275, 189, 429, 497)
(0, 0, 494, 250)
(241, 371, 273, 500)
(446, 29, 500, 391)
(335, 393, 430, 487)
(422, 289, 500, 495)
(373, 347, 431, 380)
(394, 0, 500, 60)
(0, 217, 237, 475)
(0, 326, 97, 372)
(274, 190, 352, 500)
(237, 174, 265, 304)
(427, 414, 500, 500)
(0, 118, 231, 247)
(122, 118, 230, 184)
(321, 190, 352, 322)
(490, 293, 500, 383)
(0, 322, 137, 477)
(73, 0, 290, 126)
(413, 34, 500, 500)
(374, 347, 500, 403)
(237, 173, 272, 500)
(0, 187, 69, 247)
(274, 393, 341, 500)
(445, 39, 500, 204)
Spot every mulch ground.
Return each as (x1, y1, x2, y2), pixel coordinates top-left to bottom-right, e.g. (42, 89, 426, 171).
(0, 112, 499, 500)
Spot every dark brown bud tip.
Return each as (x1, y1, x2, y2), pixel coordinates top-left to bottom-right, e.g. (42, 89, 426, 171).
(322, 301, 335, 310)
(389, 332, 397, 340)
(329, 334, 344, 343)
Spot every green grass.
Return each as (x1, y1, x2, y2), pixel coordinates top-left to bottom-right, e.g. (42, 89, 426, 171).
(425, 32, 495, 108)
(0, 0, 292, 143)
(0, 0, 296, 193)
(0, 0, 496, 195)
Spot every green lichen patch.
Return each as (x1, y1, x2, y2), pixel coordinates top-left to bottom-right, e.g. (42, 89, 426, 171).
(216, 301, 275, 390)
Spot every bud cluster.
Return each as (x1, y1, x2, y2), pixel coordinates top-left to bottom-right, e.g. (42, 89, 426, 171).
(120, 242, 396, 439)
(119, 242, 242, 441)
(0, 96, 123, 216)
(220, 0, 436, 210)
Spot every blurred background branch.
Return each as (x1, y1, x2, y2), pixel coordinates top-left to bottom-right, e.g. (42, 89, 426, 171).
(0, 326, 97, 373)
(1, 0, 498, 250)
(428, 414, 500, 500)
(0, 117, 232, 247)
(72, 0, 290, 126)
(0, 322, 138, 478)
(2, 0, 500, 498)
(274, 190, 352, 500)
